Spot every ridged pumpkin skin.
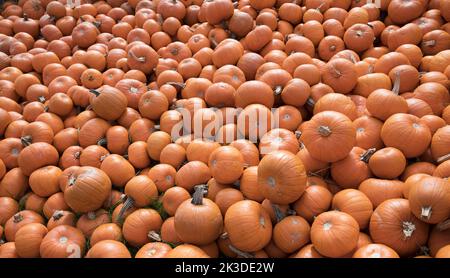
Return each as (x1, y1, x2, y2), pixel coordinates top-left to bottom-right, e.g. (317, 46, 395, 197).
(258, 151, 307, 205)
(63, 167, 112, 213)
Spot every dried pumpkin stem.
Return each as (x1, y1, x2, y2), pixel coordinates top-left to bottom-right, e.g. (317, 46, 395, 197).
(38, 96, 46, 103)
(274, 86, 283, 95)
(392, 70, 401, 95)
(87, 211, 96, 220)
(220, 232, 228, 239)
(68, 175, 77, 186)
(360, 148, 376, 163)
(89, 89, 100, 97)
(129, 50, 146, 63)
(97, 138, 107, 147)
(13, 213, 23, 223)
(228, 245, 254, 258)
(295, 130, 302, 139)
(317, 126, 332, 137)
(148, 231, 162, 242)
(20, 135, 32, 147)
(367, 64, 374, 74)
(116, 196, 135, 222)
(437, 153, 450, 164)
(191, 185, 208, 205)
(421, 206, 432, 220)
(52, 210, 64, 221)
(272, 204, 285, 223)
(166, 82, 186, 89)
(422, 40, 436, 47)
(402, 221, 416, 239)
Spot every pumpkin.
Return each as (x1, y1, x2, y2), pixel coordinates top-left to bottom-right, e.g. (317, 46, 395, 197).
(0, 242, 19, 258)
(165, 244, 210, 258)
(428, 225, 450, 257)
(431, 126, 450, 163)
(122, 208, 163, 247)
(135, 242, 173, 258)
(352, 244, 400, 258)
(408, 176, 450, 224)
(224, 200, 272, 252)
(366, 80, 409, 122)
(18, 142, 59, 176)
(380, 113, 431, 158)
(0, 167, 29, 200)
(359, 179, 405, 208)
(174, 186, 223, 245)
(368, 148, 407, 179)
(369, 198, 429, 257)
(293, 184, 333, 223)
(4, 210, 44, 242)
(0, 197, 19, 226)
(273, 216, 310, 254)
(15, 223, 48, 258)
(162, 186, 191, 216)
(146, 131, 172, 161)
(292, 244, 324, 258)
(314, 93, 358, 121)
(47, 210, 76, 231)
(330, 147, 375, 189)
(63, 166, 112, 213)
(175, 161, 211, 192)
(258, 150, 306, 204)
(311, 211, 360, 258)
(90, 86, 128, 121)
(321, 58, 357, 94)
(76, 210, 110, 238)
(124, 175, 158, 209)
(436, 245, 450, 258)
(388, 0, 427, 25)
(239, 166, 264, 202)
(86, 240, 131, 258)
(332, 189, 373, 229)
(101, 154, 135, 188)
(301, 111, 356, 162)
(159, 143, 186, 169)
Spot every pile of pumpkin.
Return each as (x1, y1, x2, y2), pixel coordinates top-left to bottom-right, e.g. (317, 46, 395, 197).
(0, 0, 450, 259)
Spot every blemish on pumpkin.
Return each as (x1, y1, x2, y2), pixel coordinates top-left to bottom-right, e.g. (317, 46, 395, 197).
(267, 176, 276, 187)
(323, 221, 332, 231)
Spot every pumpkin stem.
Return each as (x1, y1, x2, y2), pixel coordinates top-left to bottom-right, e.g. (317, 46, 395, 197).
(233, 180, 240, 188)
(44, 106, 49, 112)
(166, 81, 186, 89)
(74, 151, 81, 160)
(97, 138, 107, 147)
(23, 13, 29, 21)
(329, 44, 336, 52)
(323, 221, 332, 231)
(421, 206, 432, 220)
(92, 21, 101, 29)
(367, 64, 374, 74)
(13, 213, 23, 223)
(38, 96, 46, 103)
(317, 126, 332, 137)
(128, 50, 146, 63)
(220, 232, 228, 239)
(228, 245, 254, 258)
(419, 246, 430, 256)
(148, 231, 162, 242)
(360, 148, 376, 163)
(116, 196, 135, 223)
(437, 219, 450, 231)
(52, 210, 64, 220)
(20, 135, 32, 147)
(68, 175, 77, 186)
(437, 153, 450, 164)
(306, 97, 315, 108)
(191, 184, 207, 205)
(295, 130, 302, 139)
(272, 204, 285, 223)
(392, 70, 401, 95)
(422, 40, 436, 47)
(331, 65, 342, 77)
(402, 221, 416, 239)
(349, 54, 357, 64)
(274, 86, 283, 95)
(89, 89, 100, 97)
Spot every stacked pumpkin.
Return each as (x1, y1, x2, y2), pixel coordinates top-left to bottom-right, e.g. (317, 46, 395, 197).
(0, 0, 450, 259)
